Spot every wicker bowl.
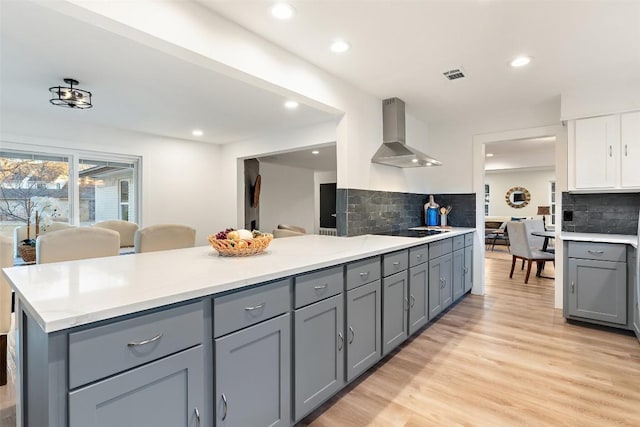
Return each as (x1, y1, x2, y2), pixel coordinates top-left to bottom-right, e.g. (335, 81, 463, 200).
(18, 245, 36, 263)
(208, 233, 273, 257)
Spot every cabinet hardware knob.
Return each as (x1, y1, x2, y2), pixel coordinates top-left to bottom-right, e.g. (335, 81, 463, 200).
(410, 295, 415, 307)
(416, 254, 422, 258)
(359, 271, 369, 278)
(244, 302, 266, 311)
(221, 393, 228, 421)
(464, 267, 468, 274)
(127, 333, 163, 347)
(571, 281, 575, 293)
(338, 332, 344, 350)
(348, 326, 355, 344)
(194, 407, 201, 427)
(314, 283, 328, 290)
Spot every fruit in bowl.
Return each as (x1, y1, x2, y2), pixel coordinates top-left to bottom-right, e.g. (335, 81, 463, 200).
(208, 228, 273, 256)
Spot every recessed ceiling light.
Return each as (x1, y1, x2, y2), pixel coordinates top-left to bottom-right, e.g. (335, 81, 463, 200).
(192, 129, 203, 137)
(510, 56, 532, 67)
(271, 3, 295, 20)
(311, 150, 319, 155)
(411, 158, 419, 163)
(426, 162, 432, 166)
(284, 100, 299, 109)
(330, 39, 350, 53)
(486, 153, 494, 157)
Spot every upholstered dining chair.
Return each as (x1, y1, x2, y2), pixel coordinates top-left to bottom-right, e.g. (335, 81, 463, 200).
(94, 220, 139, 248)
(522, 219, 546, 251)
(13, 222, 74, 257)
(134, 224, 196, 253)
(0, 236, 12, 386)
(36, 227, 120, 264)
(507, 221, 555, 284)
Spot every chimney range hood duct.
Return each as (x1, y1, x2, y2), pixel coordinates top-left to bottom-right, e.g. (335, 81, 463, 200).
(371, 97, 442, 168)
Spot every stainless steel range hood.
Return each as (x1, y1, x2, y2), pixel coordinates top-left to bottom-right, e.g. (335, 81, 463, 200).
(371, 97, 442, 168)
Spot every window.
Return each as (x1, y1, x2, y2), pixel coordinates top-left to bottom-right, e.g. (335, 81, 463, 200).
(484, 184, 490, 215)
(549, 181, 556, 225)
(0, 147, 139, 239)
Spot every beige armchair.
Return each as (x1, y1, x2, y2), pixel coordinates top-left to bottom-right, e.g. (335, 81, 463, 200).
(134, 224, 196, 253)
(36, 227, 120, 264)
(94, 220, 139, 248)
(0, 236, 12, 386)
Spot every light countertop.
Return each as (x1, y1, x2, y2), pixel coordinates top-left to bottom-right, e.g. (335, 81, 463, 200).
(3, 228, 474, 333)
(559, 232, 638, 248)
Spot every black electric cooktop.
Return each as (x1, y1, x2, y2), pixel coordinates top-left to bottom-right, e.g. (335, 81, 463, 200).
(374, 229, 448, 238)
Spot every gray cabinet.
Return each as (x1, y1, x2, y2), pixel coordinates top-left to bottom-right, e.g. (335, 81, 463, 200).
(382, 270, 409, 356)
(69, 345, 204, 427)
(452, 248, 465, 301)
(429, 253, 453, 320)
(408, 262, 429, 335)
(215, 314, 291, 427)
(566, 242, 628, 326)
(294, 294, 344, 421)
(463, 245, 473, 293)
(346, 279, 381, 381)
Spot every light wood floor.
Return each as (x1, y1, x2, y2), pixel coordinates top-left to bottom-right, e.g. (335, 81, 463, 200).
(301, 248, 640, 426)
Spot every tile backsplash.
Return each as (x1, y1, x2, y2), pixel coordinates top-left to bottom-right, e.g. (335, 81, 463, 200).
(336, 189, 476, 236)
(561, 192, 640, 234)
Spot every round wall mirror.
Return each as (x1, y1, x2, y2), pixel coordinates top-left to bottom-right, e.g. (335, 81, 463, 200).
(505, 186, 531, 208)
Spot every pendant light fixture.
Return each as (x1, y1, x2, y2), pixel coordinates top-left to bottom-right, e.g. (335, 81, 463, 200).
(49, 78, 93, 109)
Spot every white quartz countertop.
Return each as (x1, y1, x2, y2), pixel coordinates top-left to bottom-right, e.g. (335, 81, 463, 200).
(559, 232, 638, 248)
(3, 228, 474, 333)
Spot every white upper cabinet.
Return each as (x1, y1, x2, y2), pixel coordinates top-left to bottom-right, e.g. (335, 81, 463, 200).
(620, 111, 640, 188)
(570, 111, 640, 191)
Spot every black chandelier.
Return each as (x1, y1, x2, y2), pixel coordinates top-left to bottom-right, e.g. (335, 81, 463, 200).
(49, 78, 93, 109)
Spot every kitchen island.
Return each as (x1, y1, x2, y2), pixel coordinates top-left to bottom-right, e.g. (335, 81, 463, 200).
(3, 229, 475, 427)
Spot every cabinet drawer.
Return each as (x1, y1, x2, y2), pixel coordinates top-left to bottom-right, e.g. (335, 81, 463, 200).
(69, 301, 203, 389)
(429, 238, 453, 260)
(464, 233, 473, 247)
(453, 236, 465, 251)
(383, 250, 409, 276)
(568, 242, 626, 262)
(409, 244, 428, 267)
(295, 266, 343, 308)
(214, 278, 291, 338)
(346, 257, 381, 290)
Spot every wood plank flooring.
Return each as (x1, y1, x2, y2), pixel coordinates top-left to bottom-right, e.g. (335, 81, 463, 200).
(300, 249, 640, 426)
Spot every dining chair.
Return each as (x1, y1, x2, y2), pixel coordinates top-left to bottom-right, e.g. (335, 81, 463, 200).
(94, 220, 139, 248)
(522, 219, 545, 251)
(36, 227, 120, 264)
(13, 222, 74, 257)
(507, 221, 554, 284)
(0, 236, 12, 386)
(134, 224, 196, 253)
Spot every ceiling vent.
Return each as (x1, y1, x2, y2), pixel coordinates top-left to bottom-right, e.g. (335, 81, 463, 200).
(442, 67, 466, 80)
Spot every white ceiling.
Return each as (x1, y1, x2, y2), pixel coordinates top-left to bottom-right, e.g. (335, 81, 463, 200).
(0, 1, 336, 144)
(204, 0, 640, 123)
(485, 137, 556, 171)
(259, 144, 336, 171)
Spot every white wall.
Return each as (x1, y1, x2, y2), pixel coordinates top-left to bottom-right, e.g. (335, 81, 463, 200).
(259, 162, 314, 235)
(561, 82, 640, 120)
(1, 110, 223, 246)
(485, 168, 556, 219)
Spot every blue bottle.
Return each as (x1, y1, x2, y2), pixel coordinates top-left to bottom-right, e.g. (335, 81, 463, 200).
(425, 195, 440, 226)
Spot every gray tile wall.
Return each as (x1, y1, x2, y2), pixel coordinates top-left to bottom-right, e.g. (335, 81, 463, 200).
(336, 189, 476, 236)
(561, 192, 640, 234)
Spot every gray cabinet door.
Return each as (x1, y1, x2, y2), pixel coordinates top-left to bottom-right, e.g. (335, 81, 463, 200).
(409, 263, 429, 335)
(69, 345, 205, 427)
(429, 253, 453, 320)
(452, 249, 465, 301)
(568, 258, 627, 324)
(294, 295, 344, 421)
(382, 270, 408, 356)
(464, 246, 473, 293)
(346, 280, 381, 382)
(215, 314, 291, 427)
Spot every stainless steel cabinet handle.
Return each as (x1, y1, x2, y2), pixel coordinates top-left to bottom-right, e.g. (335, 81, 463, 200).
(127, 333, 162, 347)
(416, 254, 422, 259)
(440, 277, 445, 288)
(359, 271, 369, 277)
(244, 302, 266, 311)
(463, 267, 469, 274)
(404, 297, 409, 311)
(337, 332, 344, 350)
(587, 250, 604, 255)
(221, 393, 228, 421)
(393, 261, 400, 266)
(571, 281, 575, 293)
(194, 407, 201, 427)
(609, 145, 613, 157)
(348, 326, 355, 344)
(410, 295, 415, 307)
(625, 144, 628, 156)
(314, 283, 328, 290)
